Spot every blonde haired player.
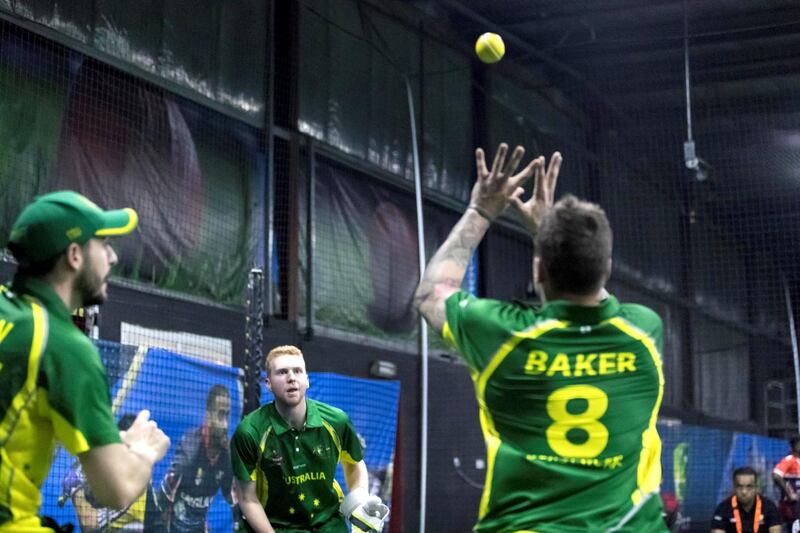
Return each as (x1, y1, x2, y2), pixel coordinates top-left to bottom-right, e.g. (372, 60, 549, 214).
(231, 345, 388, 532)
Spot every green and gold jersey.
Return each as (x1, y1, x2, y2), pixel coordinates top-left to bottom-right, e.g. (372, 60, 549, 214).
(0, 276, 120, 532)
(444, 291, 667, 533)
(231, 398, 364, 532)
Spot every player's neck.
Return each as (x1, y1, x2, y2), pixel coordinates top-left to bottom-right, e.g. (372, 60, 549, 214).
(275, 398, 307, 429)
(45, 274, 82, 311)
(544, 287, 608, 306)
(40, 270, 82, 311)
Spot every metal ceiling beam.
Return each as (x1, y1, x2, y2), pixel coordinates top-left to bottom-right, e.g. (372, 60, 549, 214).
(497, 0, 684, 32)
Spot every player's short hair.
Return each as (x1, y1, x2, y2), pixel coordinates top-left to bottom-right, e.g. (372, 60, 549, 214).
(206, 384, 229, 411)
(15, 240, 96, 278)
(15, 252, 65, 278)
(265, 345, 305, 375)
(790, 435, 800, 448)
(732, 466, 757, 481)
(534, 194, 612, 296)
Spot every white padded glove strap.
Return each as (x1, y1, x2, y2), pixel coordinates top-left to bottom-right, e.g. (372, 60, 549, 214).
(340, 487, 369, 517)
(341, 488, 389, 533)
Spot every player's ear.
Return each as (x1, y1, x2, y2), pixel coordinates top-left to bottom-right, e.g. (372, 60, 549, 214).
(64, 242, 83, 272)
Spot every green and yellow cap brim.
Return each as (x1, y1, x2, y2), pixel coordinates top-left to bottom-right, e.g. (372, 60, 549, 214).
(7, 191, 139, 264)
(95, 208, 138, 236)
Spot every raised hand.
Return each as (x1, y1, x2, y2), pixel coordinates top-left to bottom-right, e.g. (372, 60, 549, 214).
(120, 409, 171, 465)
(469, 143, 542, 221)
(509, 151, 562, 235)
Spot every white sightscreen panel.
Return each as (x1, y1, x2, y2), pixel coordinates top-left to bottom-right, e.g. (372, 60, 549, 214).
(120, 322, 232, 366)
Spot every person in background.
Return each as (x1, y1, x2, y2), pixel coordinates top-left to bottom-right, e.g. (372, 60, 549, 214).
(146, 385, 234, 532)
(773, 436, 800, 530)
(231, 345, 388, 533)
(711, 466, 781, 533)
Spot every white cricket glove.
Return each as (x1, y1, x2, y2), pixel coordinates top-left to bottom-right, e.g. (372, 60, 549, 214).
(340, 487, 389, 533)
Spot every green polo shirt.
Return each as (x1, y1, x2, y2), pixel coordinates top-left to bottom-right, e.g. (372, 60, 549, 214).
(231, 398, 364, 532)
(443, 291, 667, 533)
(0, 275, 120, 531)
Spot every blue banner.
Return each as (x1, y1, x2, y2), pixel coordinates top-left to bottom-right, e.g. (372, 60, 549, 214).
(40, 344, 400, 532)
(658, 420, 789, 531)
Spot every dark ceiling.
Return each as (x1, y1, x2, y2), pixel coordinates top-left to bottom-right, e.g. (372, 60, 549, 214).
(409, 0, 800, 284)
(420, 0, 800, 109)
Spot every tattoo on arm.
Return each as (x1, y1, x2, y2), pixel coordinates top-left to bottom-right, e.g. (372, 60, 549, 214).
(414, 210, 490, 333)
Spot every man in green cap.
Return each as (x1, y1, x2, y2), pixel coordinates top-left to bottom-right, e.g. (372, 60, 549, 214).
(231, 344, 389, 533)
(0, 190, 171, 532)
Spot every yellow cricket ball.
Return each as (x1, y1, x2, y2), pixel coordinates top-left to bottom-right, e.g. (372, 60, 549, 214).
(475, 32, 505, 64)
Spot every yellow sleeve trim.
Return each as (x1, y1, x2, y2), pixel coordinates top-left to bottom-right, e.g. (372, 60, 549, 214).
(474, 319, 568, 522)
(333, 479, 344, 501)
(340, 450, 358, 465)
(478, 432, 501, 519)
(39, 389, 91, 454)
(322, 420, 343, 458)
(255, 426, 273, 505)
(608, 317, 665, 500)
(442, 321, 457, 349)
(26, 302, 47, 391)
(0, 301, 48, 458)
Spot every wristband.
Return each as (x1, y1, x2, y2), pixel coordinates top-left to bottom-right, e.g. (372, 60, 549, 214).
(468, 205, 494, 222)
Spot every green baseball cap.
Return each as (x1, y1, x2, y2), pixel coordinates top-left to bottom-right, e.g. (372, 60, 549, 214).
(8, 190, 138, 264)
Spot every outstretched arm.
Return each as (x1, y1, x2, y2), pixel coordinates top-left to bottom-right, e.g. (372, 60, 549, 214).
(235, 480, 275, 533)
(413, 209, 490, 334)
(80, 410, 170, 510)
(343, 460, 369, 492)
(414, 143, 540, 334)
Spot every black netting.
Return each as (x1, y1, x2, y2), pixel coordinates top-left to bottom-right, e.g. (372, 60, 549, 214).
(4, 1, 800, 532)
(0, 20, 259, 305)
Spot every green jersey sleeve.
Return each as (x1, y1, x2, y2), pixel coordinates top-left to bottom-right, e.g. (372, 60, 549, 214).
(619, 303, 664, 354)
(443, 290, 536, 372)
(39, 331, 120, 455)
(231, 420, 261, 481)
(339, 413, 364, 465)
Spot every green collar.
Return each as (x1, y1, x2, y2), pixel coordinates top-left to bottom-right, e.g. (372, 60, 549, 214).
(268, 399, 323, 435)
(538, 295, 621, 324)
(11, 275, 72, 321)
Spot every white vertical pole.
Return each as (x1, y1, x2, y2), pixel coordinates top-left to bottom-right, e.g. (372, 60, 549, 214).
(405, 75, 428, 533)
(782, 276, 800, 431)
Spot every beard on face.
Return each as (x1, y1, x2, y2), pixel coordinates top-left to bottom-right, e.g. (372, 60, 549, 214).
(76, 261, 107, 307)
(213, 427, 228, 448)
